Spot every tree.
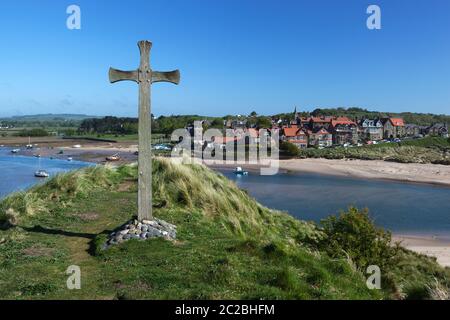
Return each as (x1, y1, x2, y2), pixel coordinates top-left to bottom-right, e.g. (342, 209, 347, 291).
(279, 141, 300, 157)
(256, 116, 272, 128)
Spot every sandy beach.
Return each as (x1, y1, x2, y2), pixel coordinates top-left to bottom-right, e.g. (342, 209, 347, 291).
(393, 235, 450, 267)
(206, 158, 450, 187)
(279, 158, 450, 187)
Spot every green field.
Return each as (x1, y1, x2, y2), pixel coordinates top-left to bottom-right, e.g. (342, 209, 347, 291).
(0, 160, 448, 299)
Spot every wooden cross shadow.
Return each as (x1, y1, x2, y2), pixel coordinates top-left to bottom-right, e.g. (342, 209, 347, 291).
(19, 225, 115, 256)
(21, 225, 106, 239)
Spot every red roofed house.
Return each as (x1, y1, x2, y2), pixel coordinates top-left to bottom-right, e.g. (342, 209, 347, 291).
(282, 126, 308, 149)
(381, 118, 405, 139)
(309, 116, 333, 130)
(330, 117, 358, 145)
(308, 128, 333, 148)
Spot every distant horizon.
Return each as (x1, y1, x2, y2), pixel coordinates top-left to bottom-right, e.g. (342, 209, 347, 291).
(2, 107, 450, 120)
(0, 1, 449, 117)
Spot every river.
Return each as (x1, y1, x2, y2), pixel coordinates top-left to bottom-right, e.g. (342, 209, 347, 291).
(1, 148, 449, 240)
(0, 147, 93, 198)
(219, 168, 450, 240)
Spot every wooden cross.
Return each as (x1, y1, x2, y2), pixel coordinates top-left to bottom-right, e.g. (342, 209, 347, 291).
(109, 40, 180, 221)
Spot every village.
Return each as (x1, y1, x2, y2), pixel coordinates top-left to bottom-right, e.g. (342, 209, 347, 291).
(187, 108, 449, 151)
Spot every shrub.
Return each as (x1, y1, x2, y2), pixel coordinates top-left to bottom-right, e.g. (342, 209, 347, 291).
(319, 207, 398, 271)
(279, 141, 300, 157)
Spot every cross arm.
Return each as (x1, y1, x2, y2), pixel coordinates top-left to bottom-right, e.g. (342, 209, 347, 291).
(109, 67, 139, 83)
(152, 70, 180, 85)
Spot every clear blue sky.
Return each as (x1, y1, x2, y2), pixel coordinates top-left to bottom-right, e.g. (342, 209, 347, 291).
(0, 0, 449, 117)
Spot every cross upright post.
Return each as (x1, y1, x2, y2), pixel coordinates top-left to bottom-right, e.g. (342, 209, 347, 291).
(109, 40, 180, 221)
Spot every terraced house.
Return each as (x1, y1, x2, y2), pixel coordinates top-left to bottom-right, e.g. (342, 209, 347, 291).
(427, 123, 448, 137)
(330, 117, 358, 145)
(359, 118, 383, 141)
(308, 128, 333, 147)
(281, 126, 308, 149)
(309, 116, 333, 131)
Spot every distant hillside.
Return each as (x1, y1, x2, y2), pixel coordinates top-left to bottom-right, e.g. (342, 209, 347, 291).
(275, 107, 450, 126)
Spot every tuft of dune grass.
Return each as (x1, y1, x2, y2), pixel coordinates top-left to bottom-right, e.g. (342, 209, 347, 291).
(152, 158, 324, 244)
(0, 165, 118, 221)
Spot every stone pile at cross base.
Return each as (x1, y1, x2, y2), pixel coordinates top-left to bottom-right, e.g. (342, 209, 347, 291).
(104, 218, 177, 249)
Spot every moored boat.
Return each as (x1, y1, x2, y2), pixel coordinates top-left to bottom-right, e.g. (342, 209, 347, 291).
(234, 166, 248, 175)
(34, 170, 49, 178)
(26, 137, 33, 149)
(106, 153, 121, 161)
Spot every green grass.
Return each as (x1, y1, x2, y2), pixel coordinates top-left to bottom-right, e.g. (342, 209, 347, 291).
(300, 137, 450, 164)
(0, 159, 448, 299)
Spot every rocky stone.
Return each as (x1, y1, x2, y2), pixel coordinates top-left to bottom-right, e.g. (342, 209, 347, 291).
(103, 218, 177, 249)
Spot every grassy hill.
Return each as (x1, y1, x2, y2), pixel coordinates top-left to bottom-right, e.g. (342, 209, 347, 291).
(0, 159, 448, 299)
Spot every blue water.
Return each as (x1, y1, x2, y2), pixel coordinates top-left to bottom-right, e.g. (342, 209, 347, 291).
(220, 169, 450, 239)
(0, 148, 93, 198)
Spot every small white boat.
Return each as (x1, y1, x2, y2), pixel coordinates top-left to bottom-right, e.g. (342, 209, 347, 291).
(26, 137, 33, 149)
(67, 157, 73, 161)
(35, 170, 49, 178)
(11, 149, 20, 154)
(234, 166, 248, 175)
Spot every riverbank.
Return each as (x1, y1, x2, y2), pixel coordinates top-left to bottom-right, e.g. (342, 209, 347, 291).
(0, 136, 138, 165)
(206, 158, 450, 187)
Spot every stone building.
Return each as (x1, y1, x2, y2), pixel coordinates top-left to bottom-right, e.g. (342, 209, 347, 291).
(359, 118, 383, 141)
(382, 118, 405, 139)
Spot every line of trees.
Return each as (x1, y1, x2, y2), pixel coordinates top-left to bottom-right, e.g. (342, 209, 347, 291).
(14, 128, 49, 137)
(78, 117, 138, 135)
(78, 115, 224, 135)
